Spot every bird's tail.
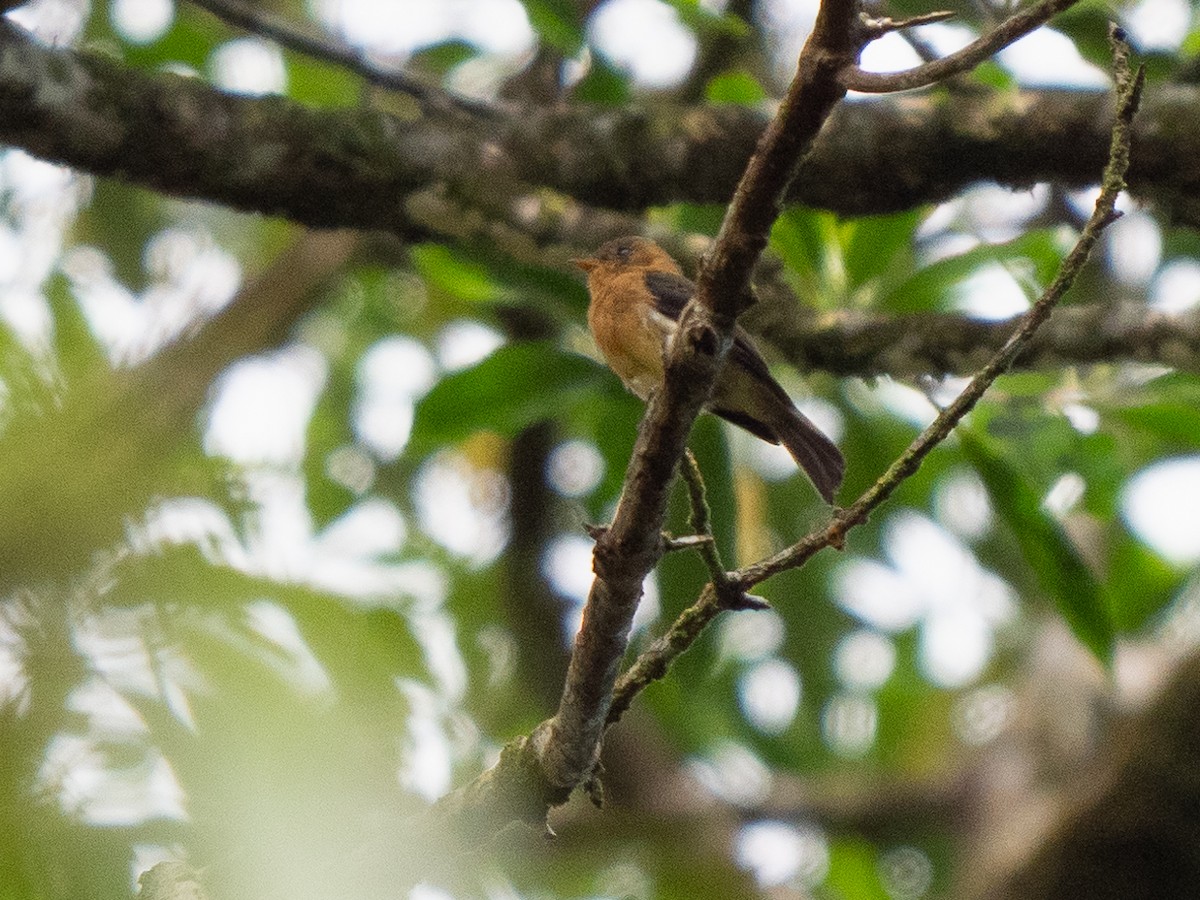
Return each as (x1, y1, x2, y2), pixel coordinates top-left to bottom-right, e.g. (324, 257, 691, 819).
(771, 407, 845, 504)
(710, 364, 846, 503)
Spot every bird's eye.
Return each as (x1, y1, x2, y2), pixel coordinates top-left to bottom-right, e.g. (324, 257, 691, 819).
(616, 245, 633, 261)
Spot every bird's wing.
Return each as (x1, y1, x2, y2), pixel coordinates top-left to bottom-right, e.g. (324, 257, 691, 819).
(643, 270, 791, 405)
(643, 269, 693, 321)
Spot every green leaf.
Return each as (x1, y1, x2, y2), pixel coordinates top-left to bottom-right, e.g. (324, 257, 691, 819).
(1102, 374, 1200, 452)
(573, 388, 643, 515)
(663, 0, 750, 37)
(885, 227, 1072, 314)
(112, 545, 429, 687)
(826, 838, 889, 900)
(1052, 12, 1120, 70)
(1119, 399, 1200, 446)
(840, 210, 921, 292)
(72, 179, 164, 291)
(522, 0, 585, 53)
(960, 430, 1114, 664)
(690, 415, 736, 564)
(656, 203, 726, 239)
(704, 71, 766, 106)
(969, 60, 1017, 91)
(93, 8, 216, 73)
(411, 244, 500, 303)
(1104, 536, 1180, 633)
(286, 54, 360, 107)
(46, 272, 106, 384)
(303, 362, 359, 528)
(409, 342, 607, 454)
(410, 40, 478, 77)
(999, 227, 1076, 297)
(971, 60, 1017, 91)
(655, 414, 735, 630)
(573, 54, 631, 106)
(771, 207, 836, 292)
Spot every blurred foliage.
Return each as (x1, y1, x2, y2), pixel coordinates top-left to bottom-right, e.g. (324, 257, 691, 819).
(1, 1, 1199, 899)
(704, 69, 768, 105)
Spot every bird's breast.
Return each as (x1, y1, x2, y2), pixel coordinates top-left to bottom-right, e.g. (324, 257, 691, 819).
(587, 272, 673, 400)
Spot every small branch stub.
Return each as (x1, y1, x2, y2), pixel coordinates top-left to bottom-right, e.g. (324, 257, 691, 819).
(859, 9, 955, 39)
(662, 533, 714, 553)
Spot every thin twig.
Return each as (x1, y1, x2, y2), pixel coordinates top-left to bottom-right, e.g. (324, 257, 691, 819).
(857, 1, 945, 65)
(662, 533, 714, 553)
(843, 0, 1081, 93)
(609, 26, 1143, 726)
(680, 450, 725, 581)
(680, 450, 767, 610)
(861, 10, 956, 38)
(184, 0, 494, 118)
(606, 583, 722, 727)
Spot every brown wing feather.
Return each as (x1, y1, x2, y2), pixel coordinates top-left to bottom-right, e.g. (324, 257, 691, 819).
(642, 270, 792, 406)
(643, 270, 844, 501)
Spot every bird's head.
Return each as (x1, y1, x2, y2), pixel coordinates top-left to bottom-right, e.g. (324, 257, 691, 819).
(572, 235, 680, 274)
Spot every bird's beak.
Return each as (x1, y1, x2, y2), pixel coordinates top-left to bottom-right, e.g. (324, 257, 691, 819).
(572, 257, 598, 272)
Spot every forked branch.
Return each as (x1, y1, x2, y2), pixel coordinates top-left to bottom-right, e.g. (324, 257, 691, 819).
(434, 0, 1118, 842)
(610, 25, 1143, 725)
(844, 0, 1082, 93)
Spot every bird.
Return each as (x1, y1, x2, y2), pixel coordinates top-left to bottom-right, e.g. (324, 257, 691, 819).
(573, 235, 845, 503)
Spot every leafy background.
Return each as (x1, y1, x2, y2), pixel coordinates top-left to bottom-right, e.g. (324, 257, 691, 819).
(2, 0, 1200, 898)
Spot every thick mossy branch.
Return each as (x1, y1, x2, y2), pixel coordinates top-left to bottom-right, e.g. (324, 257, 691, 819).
(769, 304, 1200, 379)
(3, 19, 1199, 229)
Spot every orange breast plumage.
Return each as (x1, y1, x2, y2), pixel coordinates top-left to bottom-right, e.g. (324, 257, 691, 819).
(586, 270, 673, 400)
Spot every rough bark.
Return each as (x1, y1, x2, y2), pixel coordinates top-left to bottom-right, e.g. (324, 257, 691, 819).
(4, 19, 1200, 231)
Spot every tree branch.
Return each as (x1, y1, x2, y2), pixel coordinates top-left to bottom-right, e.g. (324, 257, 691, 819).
(860, 10, 957, 37)
(532, 0, 864, 800)
(0, 18, 447, 237)
(768, 303, 1200, 379)
(698, 0, 858, 320)
(183, 0, 492, 118)
(435, 0, 869, 837)
(678, 450, 754, 609)
(843, 0, 1082, 93)
(5, 19, 1199, 233)
(610, 27, 1143, 726)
